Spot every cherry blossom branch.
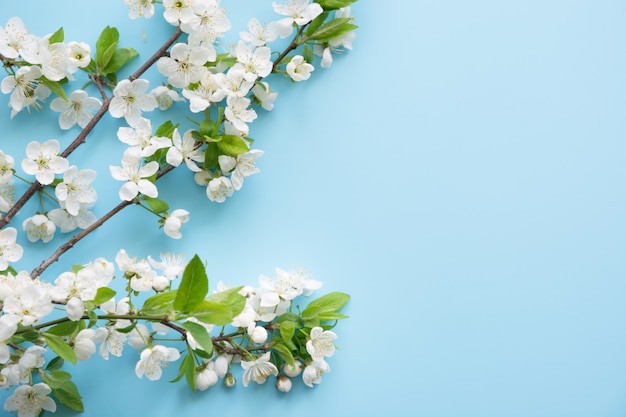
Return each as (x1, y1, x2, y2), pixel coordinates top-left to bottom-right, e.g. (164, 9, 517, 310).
(30, 165, 176, 278)
(0, 27, 183, 230)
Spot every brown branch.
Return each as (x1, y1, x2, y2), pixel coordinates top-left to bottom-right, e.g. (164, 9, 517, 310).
(0, 27, 183, 230)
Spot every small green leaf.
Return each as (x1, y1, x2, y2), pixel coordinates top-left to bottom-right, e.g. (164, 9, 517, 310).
(52, 380, 84, 412)
(21, 331, 41, 342)
(48, 27, 64, 44)
(279, 320, 296, 343)
(155, 120, 177, 138)
(103, 47, 138, 74)
(305, 12, 330, 35)
(303, 292, 350, 319)
(319, 312, 349, 321)
(192, 301, 234, 326)
(40, 77, 67, 101)
(307, 18, 357, 42)
(45, 356, 65, 371)
(205, 287, 245, 318)
(216, 135, 250, 156)
(303, 44, 314, 65)
(43, 370, 72, 389)
(170, 353, 191, 383)
(46, 321, 80, 337)
(180, 321, 214, 356)
(199, 119, 216, 137)
(272, 343, 295, 367)
(204, 143, 219, 169)
(96, 26, 119, 70)
(44, 334, 77, 365)
(316, 0, 357, 10)
(142, 290, 178, 314)
(145, 197, 170, 214)
(174, 255, 208, 312)
(90, 287, 116, 305)
(115, 321, 138, 334)
(183, 348, 197, 391)
(87, 310, 97, 328)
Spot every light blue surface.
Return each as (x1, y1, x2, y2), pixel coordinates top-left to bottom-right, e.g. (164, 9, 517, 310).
(2, 1, 626, 416)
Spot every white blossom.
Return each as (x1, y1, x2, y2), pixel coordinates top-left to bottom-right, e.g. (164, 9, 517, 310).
(150, 85, 184, 110)
(108, 79, 157, 124)
(306, 326, 337, 360)
(1, 66, 51, 118)
(109, 148, 159, 201)
(50, 90, 101, 130)
(22, 214, 55, 243)
(182, 70, 226, 113)
(117, 118, 171, 158)
(157, 43, 213, 88)
(166, 128, 204, 172)
(0, 227, 23, 271)
(224, 95, 256, 135)
(302, 358, 330, 387)
(276, 375, 292, 392)
(135, 345, 181, 381)
(163, 209, 189, 239)
(286, 55, 314, 81)
(125, 0, 156, 19)
(252, 81, 278, 111)
(54, 165, 97, 216)
(235, 41, 272, 81)
(74, 329, 97, 360)
(148, 253, 186, 280)
(239, 18, 279, 46)
(0, 17, 37, 59)
(272, 0, 323, 38)
(64, 42, 91, 68)
(181, 0, 231, 44)
(163, 0, 195, 25)
(241, 352, 278, 386)
(20, 35, 72, 81)
(47, 201, 97, 233)
(218, 149, 263, 191)
(205, 176, 234, 202)
(4, 383, 56, 417)
(21, 139, 68, 185)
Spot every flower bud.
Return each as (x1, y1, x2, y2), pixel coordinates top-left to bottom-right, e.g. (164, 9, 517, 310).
(224, 372, 236, 387)
(275, 376, 292, 393)
(283, 360, 303, 377)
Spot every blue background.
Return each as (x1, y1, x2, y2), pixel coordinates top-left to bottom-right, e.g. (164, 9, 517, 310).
(2, 0, 626, 416)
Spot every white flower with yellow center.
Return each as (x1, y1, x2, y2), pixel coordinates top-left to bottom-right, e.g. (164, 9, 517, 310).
(55, 165, 97, 216)
(306, 326, 337, 360)
(4, 383, 56, 417)
(286, 55, 314, 82)
(109, 148, 159, 201)
(50, 90, 101, 130)
(135, 345, 181, 381)
(241, 352, 278, 386)
(109, 79, 157, 124)
(21, 139, 68, 185)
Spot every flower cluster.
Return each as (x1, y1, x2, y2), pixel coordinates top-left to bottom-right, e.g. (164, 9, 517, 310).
(0, 252, 349, 415)
(0, 0, 357, 415)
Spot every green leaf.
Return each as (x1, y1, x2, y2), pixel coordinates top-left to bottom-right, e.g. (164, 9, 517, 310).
(199, 119, 216, 137)
(48, 27, 64, 44)
(96, 26, 119, 70)
(45, 356, 65, 371)
(216, 135, 250, 156)
(21, 331, 41, 342)
(155, 120, 177, 138)
(306, 18, 357, 42)
(52, 380, 84, 412)
(46, 321, 80, 337)
(182, 348, 197, 391)
(305, 12, 330, 36)
(319, 312, 349, 321)
(205, 287, 245, 318)
(303, 44, 314, 65)
(180, 321, 214, 356)
(279, 320, 296, 343)
(40, 76, 67, 101)
(204, 143, 219, 169)
(316, 0, 357, 10)
(87, 310, 97, 328)
(43, 370, 72, 389)
(272, 343, 295, 367)
(44, 334, 77, 365)
(83, 58, 97, 74)
(103, 47, 138, 75)
(302, 292, 350, 319)
(145, 197, 170, 214)
(174, 255, 208, 312)
(192, 301, 234, 326)
(90, 287, 116, 305)
(142, 290, 177, 314)
(114, 320, 138, 334)
(170, 353, 191, 383)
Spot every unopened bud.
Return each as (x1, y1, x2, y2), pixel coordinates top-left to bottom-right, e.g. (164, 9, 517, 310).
(224, 372, 236, 387)
(283, 360, 303, 377)
(276, 376, 292, 393)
